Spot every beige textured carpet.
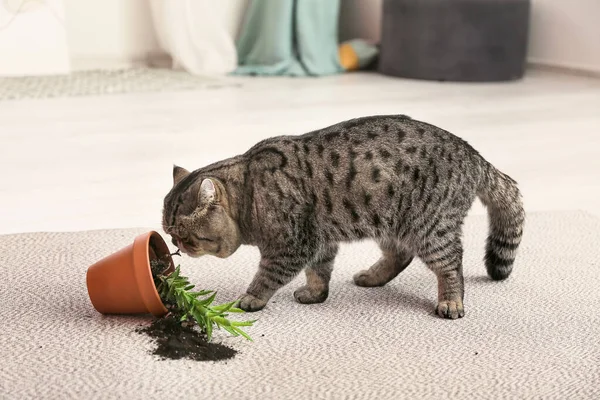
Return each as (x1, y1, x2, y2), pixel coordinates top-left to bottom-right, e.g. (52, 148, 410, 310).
(1, 212, 599, 399)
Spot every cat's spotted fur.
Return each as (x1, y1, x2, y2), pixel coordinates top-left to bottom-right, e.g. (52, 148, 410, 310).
(162, 115, 524, 319)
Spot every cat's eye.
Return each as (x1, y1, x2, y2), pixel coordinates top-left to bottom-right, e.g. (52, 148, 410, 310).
(193, 234, 213, 242)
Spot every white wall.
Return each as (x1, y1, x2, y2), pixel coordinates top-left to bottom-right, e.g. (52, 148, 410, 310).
(527, 0, 600, 73)
(63, 0, 248, 70)
(63, 0, 160, 69)
(338, 0, 600, 74)
(0, 0, 70, 76)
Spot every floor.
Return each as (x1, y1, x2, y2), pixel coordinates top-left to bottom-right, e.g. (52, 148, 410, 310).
(1, 69, 599, 235)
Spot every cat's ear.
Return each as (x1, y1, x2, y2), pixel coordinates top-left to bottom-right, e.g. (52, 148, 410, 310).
(199, 178, 217, 202)
(173, 165, 190, 186)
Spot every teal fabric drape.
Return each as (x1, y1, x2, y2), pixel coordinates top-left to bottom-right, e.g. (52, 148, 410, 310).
(233, 0, 344, 77)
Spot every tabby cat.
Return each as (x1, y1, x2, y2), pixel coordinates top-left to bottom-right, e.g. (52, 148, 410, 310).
(162, 115, 524, 319)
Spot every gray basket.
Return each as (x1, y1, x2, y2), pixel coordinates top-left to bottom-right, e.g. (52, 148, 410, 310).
(379, 0, 531, 82)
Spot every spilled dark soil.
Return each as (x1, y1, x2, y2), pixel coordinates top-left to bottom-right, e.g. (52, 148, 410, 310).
(136, 309, 237, 362)
(136, 252, 237, 362)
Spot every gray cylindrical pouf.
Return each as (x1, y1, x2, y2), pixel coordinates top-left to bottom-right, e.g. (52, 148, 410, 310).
(379, 0, 531, 82)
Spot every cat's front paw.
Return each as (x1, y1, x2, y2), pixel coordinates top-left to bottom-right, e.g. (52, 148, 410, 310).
(237, 293, 267, 312)
(436, 300, 465, 319)
(293, 285, 328, 305)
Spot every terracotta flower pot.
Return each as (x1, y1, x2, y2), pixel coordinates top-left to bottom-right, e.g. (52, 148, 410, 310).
(86, 231, 175, 317)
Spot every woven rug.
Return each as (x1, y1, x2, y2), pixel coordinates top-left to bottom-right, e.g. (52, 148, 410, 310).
(1, 211, 599, 399)
(0, 68, 240, 101)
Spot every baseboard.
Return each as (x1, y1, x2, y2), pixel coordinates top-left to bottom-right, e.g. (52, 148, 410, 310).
(66, 54, 600, 79)
(527, 60, 600, 79)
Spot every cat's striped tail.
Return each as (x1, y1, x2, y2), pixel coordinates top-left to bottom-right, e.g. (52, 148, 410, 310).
(477, 163, 525, 280)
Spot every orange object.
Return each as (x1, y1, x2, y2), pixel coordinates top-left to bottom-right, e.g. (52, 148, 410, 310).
(86, 231, 175, 317)
(338, 43, 360, 71)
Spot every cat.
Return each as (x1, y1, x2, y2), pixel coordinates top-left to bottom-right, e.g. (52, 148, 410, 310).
(162, 115, 524, 319)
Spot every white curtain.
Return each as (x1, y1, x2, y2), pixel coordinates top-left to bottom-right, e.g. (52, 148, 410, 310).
(149, 0, 247, 75)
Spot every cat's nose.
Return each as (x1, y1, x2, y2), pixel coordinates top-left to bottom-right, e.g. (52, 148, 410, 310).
(171, 237, 178, 246)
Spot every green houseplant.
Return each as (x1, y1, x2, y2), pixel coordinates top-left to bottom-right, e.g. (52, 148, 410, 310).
(151, 258, 255, 341)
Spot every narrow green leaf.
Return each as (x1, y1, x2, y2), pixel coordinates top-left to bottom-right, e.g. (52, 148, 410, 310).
(210, 301, 236, 314)
(194, 303, 207, 315)
(212, 316, 232, 327)
(233, 327, 253, 341)
(197, 292, 217, 306)
(221, 325, 239, 337)
(189, 290, 213, 298)
(205, 318, 213, 341)
(231, 320, 256, 327)
(226, 307, 245, 314)
(191, 309, 206, 327)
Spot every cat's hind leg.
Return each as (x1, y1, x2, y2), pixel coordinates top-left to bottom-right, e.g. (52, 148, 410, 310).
(353, 239, 414, 287)
(418, 234, 465, 319)
(294, 243, 339, 305)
